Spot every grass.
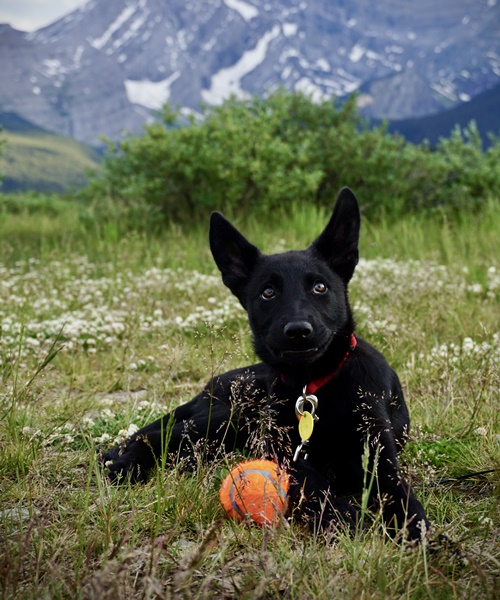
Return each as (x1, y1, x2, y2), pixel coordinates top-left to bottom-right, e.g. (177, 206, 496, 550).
(0, 197, 499, 598)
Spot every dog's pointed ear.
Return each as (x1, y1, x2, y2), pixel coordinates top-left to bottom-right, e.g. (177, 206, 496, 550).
(311, 187, 360, 283)
(210, 212, 261, 301)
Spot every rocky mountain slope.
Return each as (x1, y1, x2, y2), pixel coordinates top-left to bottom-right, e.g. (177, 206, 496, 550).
(1, 0, 499, 146)
(387, 82, 500, 148)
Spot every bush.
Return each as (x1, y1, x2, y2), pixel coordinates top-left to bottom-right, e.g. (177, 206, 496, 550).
(83, 90, 500, 221)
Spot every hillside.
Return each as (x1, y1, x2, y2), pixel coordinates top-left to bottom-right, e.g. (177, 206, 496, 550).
(0, 112, 101, 192)
(387, 82, 500, 147)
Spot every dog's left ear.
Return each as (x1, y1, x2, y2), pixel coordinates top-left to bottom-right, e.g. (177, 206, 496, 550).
(210, 212, 261, 302)
(311, 187, 360, 283)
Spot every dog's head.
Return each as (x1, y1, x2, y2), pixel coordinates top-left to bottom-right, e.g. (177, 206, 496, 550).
(209, 188, 360, 374)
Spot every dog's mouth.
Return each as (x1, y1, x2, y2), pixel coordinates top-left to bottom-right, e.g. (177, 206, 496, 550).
(280, 347, 318, 357)
(265, 344, 319, 364)
(269, 332, 335, 363)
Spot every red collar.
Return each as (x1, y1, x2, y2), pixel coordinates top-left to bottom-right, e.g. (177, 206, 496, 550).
(305, 333, 357, 394)
(281, 333, 357, 393)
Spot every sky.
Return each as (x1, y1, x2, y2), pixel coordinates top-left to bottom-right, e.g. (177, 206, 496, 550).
(0, 0, 89, 32)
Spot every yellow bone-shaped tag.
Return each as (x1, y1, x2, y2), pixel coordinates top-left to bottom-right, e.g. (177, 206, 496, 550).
(298, 411, 314, 441)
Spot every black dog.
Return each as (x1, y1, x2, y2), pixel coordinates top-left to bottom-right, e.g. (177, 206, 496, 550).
(103, 188, 430, 541)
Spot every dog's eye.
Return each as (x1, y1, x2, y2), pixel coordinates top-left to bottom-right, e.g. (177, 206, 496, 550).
(313, 281, 327, 295)
(261, 286, 276, 300)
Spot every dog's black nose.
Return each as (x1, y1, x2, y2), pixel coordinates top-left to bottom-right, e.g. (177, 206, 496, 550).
(284, 321, 313, 339)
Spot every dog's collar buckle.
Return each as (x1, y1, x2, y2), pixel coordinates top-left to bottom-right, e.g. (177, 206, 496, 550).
(295, 388, 319, 422)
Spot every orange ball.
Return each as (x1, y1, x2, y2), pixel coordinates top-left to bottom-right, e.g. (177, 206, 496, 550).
(219, 459, 289, 526)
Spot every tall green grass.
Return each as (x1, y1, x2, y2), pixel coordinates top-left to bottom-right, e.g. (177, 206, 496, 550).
(1, 194, 499, 271)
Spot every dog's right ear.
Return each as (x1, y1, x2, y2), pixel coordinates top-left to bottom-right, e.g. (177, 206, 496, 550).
(209, 212, 261, 302)
(311, 187, 360, 283)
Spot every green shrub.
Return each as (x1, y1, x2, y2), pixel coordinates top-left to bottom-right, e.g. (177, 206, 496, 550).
(83, 90, 500, 221)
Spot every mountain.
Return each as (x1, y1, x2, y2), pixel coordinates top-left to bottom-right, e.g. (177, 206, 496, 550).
(386, 82, 500, 148)
(0, 111, 48, 134)
(0, 0, 499, 146)
(0, 111, 100, 192)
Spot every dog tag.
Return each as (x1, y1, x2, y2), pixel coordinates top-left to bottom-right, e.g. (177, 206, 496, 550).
(298, 411, 314, 441)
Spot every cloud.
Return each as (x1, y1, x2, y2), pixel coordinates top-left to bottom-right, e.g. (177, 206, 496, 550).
(0, 0, 88, 32)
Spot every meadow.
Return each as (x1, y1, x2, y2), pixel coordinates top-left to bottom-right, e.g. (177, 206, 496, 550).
(0, 199, 499, 599)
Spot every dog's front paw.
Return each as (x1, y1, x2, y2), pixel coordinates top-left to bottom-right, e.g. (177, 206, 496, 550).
(328, 496, 359, 533)
(401, 514, 434, 545)
(290, 458, 359, 535)
(99, 444, 150, 484)
(293, 491, 358, 535)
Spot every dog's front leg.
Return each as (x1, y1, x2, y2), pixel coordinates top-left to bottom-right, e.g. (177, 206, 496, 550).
(101, 389, 220, 482)
(101, 380, 247, 483)
(102, 414, 175, 483)
(367, 429, 430, 542)
(289, 458, 358, 535)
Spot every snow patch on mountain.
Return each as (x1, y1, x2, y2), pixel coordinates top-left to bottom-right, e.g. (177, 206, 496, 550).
(108, 10, 150, 53)
(90, 4, 137, 50)
(283, 23, 298, 37)
(349, 44, 365, 63)
(223, 0, 259, 21)
(125, 72, 181, 109)
(294, 78, 327, 101)
(202, 25, 281, 104)
(42, 59, 66, 77)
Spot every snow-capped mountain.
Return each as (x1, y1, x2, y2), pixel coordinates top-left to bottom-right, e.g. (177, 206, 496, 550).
(1, 0, 499, 146)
